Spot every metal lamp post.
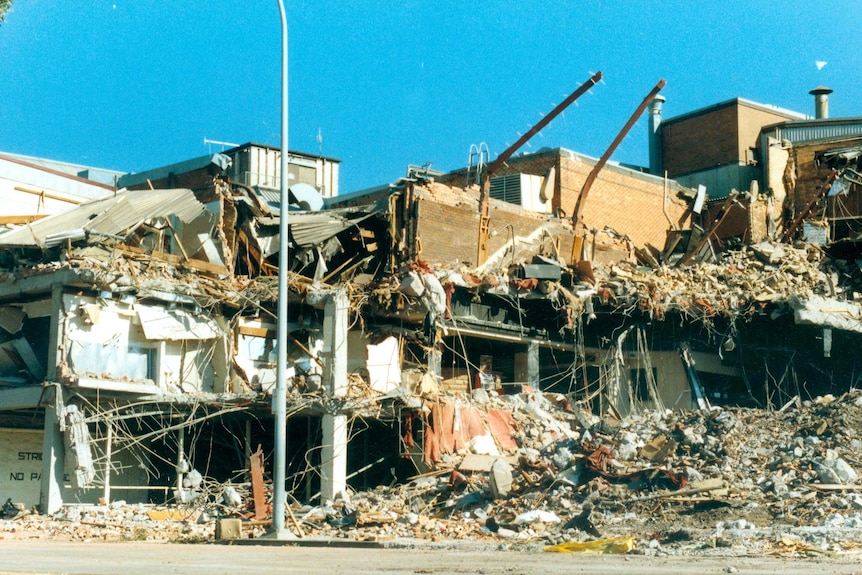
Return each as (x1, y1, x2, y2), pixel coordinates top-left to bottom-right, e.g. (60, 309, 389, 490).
(272, 0, 289, 537)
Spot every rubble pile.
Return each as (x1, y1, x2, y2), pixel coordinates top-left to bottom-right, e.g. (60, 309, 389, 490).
(0, 502, 213, 542)
(288, 389, 862, 556)
(1, 382, 860, 556)
(592, 242, 847, 320)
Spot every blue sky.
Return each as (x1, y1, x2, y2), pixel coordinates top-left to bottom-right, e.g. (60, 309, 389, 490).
(0, 1, 859, 193)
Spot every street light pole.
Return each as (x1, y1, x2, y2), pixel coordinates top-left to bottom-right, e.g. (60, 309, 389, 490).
(273, 0, 289, 537)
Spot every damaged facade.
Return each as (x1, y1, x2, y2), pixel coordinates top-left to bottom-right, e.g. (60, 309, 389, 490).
(1, 85, 861, 545)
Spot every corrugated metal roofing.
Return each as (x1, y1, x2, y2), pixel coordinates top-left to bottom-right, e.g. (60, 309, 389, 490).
(289, 211, 377, 247)
(763, 118, 862, 145)
(0, 189, 210, 249)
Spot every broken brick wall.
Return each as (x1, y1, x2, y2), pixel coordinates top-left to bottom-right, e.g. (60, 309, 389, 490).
(557, 155, 691, 252)
(428, 149, 692, 259)
(703, 195, 772, 247)
(411, 183, 573, 268)
(787, 137, 862, 226)
(434, 149, 559, 191)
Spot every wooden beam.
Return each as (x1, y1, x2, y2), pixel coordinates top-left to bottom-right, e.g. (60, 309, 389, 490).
(0, 214, 49, 225)
(238, 325, 275, 338)
(13, 186, 83, 205)
(676, 191, 738, 267)
(249, 447, 268, 521)
(117, 244, 228, 276)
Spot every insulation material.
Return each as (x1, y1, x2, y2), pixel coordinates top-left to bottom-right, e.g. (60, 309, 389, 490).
(136, 306, 222, 341)
(453, 404, 487, 451)
(485, 409, 519, 452)
(431, 403, 456, 455)
(366, 336, 401, 393)
(422, 401, 513, 464)
(422, 414, 441, 466)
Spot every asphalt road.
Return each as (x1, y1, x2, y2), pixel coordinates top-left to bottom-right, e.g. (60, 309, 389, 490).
(0, 541, 860, 575)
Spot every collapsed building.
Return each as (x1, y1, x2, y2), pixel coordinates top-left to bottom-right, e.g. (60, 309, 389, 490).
(0, 84, 861, 534)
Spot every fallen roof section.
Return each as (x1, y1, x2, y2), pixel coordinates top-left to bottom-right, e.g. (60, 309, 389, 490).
(0, 188, 212, 249)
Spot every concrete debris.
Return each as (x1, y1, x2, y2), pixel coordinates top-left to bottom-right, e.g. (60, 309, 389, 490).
(587, 241, 842, 321)
(1, 363, 861, 557)
(0, 503, 213, 542)
(1, 386, 846, 554)
(489, 459, 514, 499)
(200, 387, 859, 555)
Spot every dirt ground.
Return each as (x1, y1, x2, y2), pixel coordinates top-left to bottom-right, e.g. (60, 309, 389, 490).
(0, 541, 860, 575)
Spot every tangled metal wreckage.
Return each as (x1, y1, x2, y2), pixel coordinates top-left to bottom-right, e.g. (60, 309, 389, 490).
(3, 131, 862, 527)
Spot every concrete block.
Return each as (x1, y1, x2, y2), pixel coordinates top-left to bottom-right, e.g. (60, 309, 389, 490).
(215, 518, 242, 540)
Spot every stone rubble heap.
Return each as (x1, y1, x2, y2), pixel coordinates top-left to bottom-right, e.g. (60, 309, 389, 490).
(0, 502, 213, 542)
(292, 388, 862, 556)
(2, 386, 861, 558)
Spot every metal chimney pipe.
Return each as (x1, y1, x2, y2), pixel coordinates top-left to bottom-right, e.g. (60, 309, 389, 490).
(809, 86, 833, 119)
(648, 95, 666, 175)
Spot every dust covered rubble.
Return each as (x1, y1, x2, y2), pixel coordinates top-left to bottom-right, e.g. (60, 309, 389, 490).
(293, 389, 862, 556)
(590, 241, 856, 319)
(2, 390, 861, 555)
(0, 502, 213, 542)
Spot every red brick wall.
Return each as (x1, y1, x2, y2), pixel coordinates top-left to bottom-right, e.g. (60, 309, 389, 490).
(737, 106, 793, 157)
(435, 152, 559, 187)
(704, 200, 751, 244)
(662, 101, 796, 178)
(662, 105, 739, 178)
(557, 156, 690, 251)
(430, 149, 691, 263)
(412, 183, 573, 268)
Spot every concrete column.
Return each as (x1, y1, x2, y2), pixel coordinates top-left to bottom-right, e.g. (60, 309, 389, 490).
(320, 289, 348, 500)
(40, 284, 66, 514)
(102, 425, 113, 504)
(320, 412, 347, 500)
(40, 385, 64, 515)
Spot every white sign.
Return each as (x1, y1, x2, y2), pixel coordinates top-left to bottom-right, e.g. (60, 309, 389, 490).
(0, 428, 44, 508)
